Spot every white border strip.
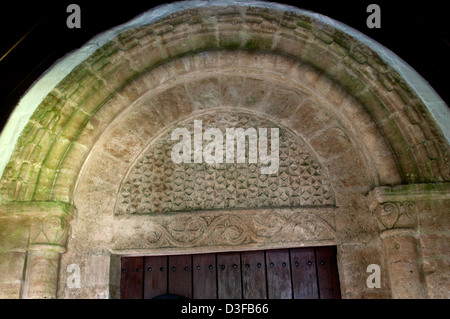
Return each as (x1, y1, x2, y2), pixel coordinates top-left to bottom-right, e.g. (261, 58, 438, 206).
(0, 0, 448, 180)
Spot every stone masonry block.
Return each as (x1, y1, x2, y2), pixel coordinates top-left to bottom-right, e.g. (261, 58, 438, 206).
(60, 109, 90, 141)
(32, 166, 55, 201)
(42, 137, 70, 171)
(290, 99, 335, 138)
(237, 77, 271, 110)
(0, 252, 26, 283)
(126, 42, 166, 72)
(0, 282, 22, 299)
(262, 85, 305, 119)
(422, 257, 450, 298)
(309, 125, 354, 160)
(185, 76, 221, 110)
(219, 74, 245, 107)
(97, 60, 139, 93)
(150, 83, 194, 123)
(0, 217, 30, 252)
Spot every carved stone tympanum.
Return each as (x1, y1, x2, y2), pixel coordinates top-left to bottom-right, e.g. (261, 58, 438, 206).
(116, 111, 335, 215)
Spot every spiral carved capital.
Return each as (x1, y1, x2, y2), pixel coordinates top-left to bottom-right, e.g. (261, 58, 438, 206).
(372, 201, 417, 231)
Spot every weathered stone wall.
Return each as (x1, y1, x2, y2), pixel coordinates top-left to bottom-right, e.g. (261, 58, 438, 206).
(0, 3, 448, 299)
(419, 198, 450, 299)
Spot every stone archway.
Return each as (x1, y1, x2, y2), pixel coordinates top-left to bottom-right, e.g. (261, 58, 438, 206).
(0, 1, 449, 299)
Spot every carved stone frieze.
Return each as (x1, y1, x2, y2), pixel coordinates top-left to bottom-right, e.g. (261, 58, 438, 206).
(113, 207, 337, 250)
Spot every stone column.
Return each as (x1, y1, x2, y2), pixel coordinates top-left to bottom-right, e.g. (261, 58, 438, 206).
(367, 183, 450, 298)
(23, 214, 72, 299)
(370, 200, 424, 298)
(0, 201, 74, 299)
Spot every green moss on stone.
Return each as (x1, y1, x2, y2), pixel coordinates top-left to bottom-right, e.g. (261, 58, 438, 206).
(247, 96, 257, 105)
(190, 34, 218, 52)
(244, 37, 273, 50)
(220, 37, 241, 50)
(357, 89, 389, 120)
(335, 70, 366, 96)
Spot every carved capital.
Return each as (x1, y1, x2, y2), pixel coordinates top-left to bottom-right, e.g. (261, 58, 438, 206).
(0, 201, 75, 253)
(367, 183, 450, 232)
(366, 184, 445, 298)
(372, 201, 418, 231)
(29, 215, 71, 252)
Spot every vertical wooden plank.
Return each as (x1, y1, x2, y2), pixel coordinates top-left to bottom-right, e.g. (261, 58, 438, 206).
(217, 252, 242, 299)
(193, 253, 217, 299)
(266, 249, 292, 299)
(241, 251, 267, 299)
(144, 256, 168, 299)
(290, 248, 319, 299)
(168, 254, 192, 298)
(315, 246, 341, 299)
(120, 257, 144, 299)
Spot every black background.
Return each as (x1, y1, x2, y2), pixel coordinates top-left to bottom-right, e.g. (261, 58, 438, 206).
(0, 0, 448, 134)
(0, 299, 446, 316)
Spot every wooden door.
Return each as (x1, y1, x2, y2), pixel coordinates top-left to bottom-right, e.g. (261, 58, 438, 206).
(266, 249, 292, 299)
(193, 253, 217, 299)
(217, 252, 242, 299)
(241, 251, 267, 299)
(120, 246, 341, 299)
(290, 247, 319, 298)
(143, 256, 167, 299)
(120, 256, 143, 299)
